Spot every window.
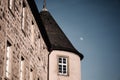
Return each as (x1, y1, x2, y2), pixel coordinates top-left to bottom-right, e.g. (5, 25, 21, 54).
(8, 0, 14, 10)
(6, 41, 12, 78)
(20, 56, 24, 80)
(31, 21, 34, 44)
(30, 69, 33, 80)
(58, 57, 68, 75)
(22, 1, 26, 30)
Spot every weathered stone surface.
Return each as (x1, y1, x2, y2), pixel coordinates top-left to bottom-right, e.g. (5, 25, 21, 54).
(0, 0, 49, 80)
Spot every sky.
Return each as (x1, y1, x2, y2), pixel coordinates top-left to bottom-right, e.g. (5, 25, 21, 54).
(35, 0, 120, 80)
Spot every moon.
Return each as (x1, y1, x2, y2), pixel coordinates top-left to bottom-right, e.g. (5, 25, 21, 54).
(80, 37, 84, 41)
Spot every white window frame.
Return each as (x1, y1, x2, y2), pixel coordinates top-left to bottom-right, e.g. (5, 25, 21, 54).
(58, 57, 68, 76)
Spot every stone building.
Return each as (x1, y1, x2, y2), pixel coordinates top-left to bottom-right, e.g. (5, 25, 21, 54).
(0, 0, 83, 80)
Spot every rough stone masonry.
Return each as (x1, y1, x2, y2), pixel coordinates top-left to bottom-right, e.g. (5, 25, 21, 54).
(0, 0, 49, 80)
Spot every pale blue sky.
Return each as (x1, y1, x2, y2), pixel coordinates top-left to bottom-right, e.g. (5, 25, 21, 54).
(35, 0, 120, 80)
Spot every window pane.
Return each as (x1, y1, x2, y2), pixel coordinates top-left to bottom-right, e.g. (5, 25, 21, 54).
(59, 65, 62, 73)
(63, 58, 66, 64)
(63, 65, 66, 68)
(59, 58, 62, 63)
(59, 65, 62, 68)
(63, 70, 66, 73)
(59, 70, 62, 73)
(63, 67, 66, 70)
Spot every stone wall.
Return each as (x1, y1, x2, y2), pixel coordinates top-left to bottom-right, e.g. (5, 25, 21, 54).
(0, 0, 49, 80)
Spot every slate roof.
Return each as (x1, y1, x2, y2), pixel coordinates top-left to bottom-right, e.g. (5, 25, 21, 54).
(27, 0, 83, 60)
(39, 11, 83, 60)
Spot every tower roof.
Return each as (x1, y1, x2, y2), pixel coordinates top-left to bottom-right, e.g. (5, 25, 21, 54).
(39, 11, 83, 60)
(27, 0, 83, 60)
